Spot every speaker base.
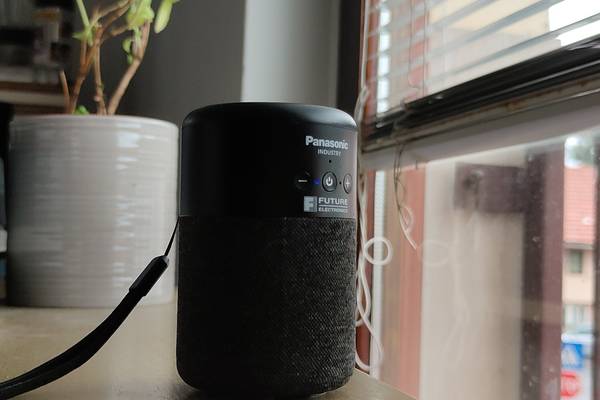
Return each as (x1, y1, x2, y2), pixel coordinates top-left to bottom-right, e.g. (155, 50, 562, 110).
(177, 366, 353, 399)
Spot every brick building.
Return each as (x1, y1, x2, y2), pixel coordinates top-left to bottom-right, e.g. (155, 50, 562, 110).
(563, 165, 596, 331)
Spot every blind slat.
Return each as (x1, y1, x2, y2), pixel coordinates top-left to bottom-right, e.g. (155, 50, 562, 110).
(366, 0, 600, 116)
(370, 12, 600, 85)
(368, 0, 493, 39)
(425, 12, 600, 88)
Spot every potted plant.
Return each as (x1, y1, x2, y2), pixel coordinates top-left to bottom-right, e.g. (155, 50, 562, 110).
(7, 0, 180, 307)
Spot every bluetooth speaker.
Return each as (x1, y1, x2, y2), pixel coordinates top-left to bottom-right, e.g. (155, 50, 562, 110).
(177, 103, 357, 397)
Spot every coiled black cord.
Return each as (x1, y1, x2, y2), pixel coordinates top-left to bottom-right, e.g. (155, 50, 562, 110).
(0, 220, 178, 399)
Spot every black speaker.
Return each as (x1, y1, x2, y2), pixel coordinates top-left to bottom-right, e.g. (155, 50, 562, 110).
(177, 103, 358, 397)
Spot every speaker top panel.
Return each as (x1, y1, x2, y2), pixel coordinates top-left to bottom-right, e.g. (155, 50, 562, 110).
(181, 103, 357, 219)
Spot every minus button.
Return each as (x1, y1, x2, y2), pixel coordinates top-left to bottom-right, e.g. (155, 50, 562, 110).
(294, 171, 312, 191)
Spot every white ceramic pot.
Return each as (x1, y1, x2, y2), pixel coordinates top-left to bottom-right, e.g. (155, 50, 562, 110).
(7, 115, 178, 307)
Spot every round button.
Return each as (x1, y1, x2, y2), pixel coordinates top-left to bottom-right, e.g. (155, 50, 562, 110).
(343, 173, 352, 194)
(322, 171, 337, 192)
(294, 171, 312, 191)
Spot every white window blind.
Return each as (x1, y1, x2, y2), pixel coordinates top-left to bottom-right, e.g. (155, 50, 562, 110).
(367, 0, 600, 117)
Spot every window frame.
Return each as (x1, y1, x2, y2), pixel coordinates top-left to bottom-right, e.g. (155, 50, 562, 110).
(336, 2, 600, 400)
(337, 0, 371, 370)
(362, 4, 600, 152)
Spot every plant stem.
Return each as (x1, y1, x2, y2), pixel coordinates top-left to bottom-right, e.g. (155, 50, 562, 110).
(59, 70, 70, 113)
(69, 43, 95, 113)
(75, 0, 90, 27)
(93, 46, 107, 114)
(98, 0, 131, 19)
(107, 22, 150, 115)
(101, 0, 133, 43)
(89, 8, 107, 115)
(79, 35, 86, 68)
(103, 23, 129, 43)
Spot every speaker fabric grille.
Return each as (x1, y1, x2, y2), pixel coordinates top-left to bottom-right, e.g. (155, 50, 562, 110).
(177, 216, 357, 397)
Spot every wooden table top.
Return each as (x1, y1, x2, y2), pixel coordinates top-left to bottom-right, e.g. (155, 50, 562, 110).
(0, 301, 413, 399)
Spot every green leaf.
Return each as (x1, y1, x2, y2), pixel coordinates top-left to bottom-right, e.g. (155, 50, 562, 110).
(73, 30, 86, 41)
(74, 0, 93, 45)
(122, 37, 133, 54)
(154, 0, 179, 33)
(73, 26, 93, 44)
(127, 0, 155, 29)
(74, 105, 90, 115)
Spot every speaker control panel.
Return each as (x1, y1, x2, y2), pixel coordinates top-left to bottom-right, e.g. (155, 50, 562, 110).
(294, 172, 353, 194)
(181, 103, 356, 220)
(294, 127, 357, 219)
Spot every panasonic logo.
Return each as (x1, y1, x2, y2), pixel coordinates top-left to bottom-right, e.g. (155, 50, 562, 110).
(305, 135, 349, 150)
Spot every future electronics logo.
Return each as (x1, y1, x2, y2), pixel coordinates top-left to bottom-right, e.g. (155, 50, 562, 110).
(304, 196, 349, 214)
(305, 135, 348, 157)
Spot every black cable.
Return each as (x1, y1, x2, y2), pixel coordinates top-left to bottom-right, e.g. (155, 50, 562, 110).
(0, 220, 179, 399)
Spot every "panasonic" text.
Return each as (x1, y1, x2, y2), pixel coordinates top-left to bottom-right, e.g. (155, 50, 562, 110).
(305, 135, 349, 150)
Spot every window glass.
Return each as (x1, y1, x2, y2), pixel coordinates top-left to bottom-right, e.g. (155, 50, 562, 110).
(367, 0, 600, 116)
(369, 128, 598, 400)
(566, 250, 584, 274)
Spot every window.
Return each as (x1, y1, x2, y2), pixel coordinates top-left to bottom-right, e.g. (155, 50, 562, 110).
(563, 304, 591, 330)
(566, 249, 583, 274)
(353, 2, 600, 400)
(363, 124, 599, 400)
(367, 0, 600, 118)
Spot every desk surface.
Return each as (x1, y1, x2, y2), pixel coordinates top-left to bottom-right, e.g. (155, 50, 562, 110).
(0, 301, 413, 399)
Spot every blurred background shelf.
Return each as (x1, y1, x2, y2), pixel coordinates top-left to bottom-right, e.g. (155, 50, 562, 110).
(0, 0, 73, 115)
(0, 80, 63, 114)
